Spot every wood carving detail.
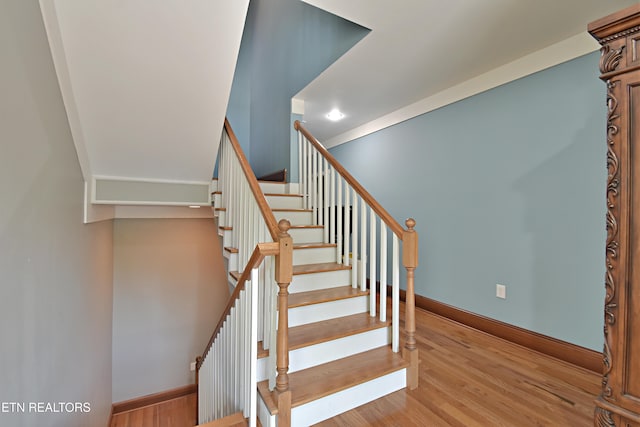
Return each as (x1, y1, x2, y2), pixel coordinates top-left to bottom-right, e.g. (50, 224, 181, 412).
(602, 79, 621, 399)
(595, 406, 616, 427)
(600, 45, 626, 74)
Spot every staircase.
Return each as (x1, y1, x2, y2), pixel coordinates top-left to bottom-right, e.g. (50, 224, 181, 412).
(197, 119, 419, 427)
(220, 179, 409, 426)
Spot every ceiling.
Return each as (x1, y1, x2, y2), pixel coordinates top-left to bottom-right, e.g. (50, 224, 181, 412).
(297, 0, 639, 146)
(37, 0, 637, 217)
(40, 0, 249, 183)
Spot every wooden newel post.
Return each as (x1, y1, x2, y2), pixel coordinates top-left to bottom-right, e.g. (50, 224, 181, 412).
(274, 219, 293, 427)
(402, 218, 419, 390)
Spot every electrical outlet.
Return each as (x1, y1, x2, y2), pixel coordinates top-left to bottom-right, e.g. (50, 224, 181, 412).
(496, 284, 506, 299)
(190, 361, 196, 372)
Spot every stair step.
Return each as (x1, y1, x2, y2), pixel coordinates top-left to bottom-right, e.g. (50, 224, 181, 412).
(197, 411, 246, 427)
(287, 226, 324, 244)
(256, 313, 391, 379)
(292, 262, 350, 275)
(289, 312, 388, 350)
(265, 194, 303, 210)
(289, 263, 352, 293)
(288, 286, 367, 309)
(292, 243, 337, 265)
(259, 181, 287, 194)
(257, 346, 407, 412)
(272, 209, 313, 225)
(288, 285, 369, 327)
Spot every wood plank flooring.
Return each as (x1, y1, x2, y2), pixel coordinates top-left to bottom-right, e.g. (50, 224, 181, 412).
(111, 303, 600, 427)
(110, 393, 196, 427)
(315, 302, 600, 427)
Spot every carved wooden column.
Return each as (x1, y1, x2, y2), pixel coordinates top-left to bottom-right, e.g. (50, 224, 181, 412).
(274, 219, 293, 427)
(589, 5, 640, 426)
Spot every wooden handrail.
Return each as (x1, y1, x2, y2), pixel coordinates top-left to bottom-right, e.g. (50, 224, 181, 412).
(224, 118, 280, 241)
(197, 241, 279, 370)
(294, 120, 405, 238)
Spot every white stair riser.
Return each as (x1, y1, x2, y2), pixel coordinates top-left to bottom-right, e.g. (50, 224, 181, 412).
(219, 229, 233, 248)
(255, 329, 390, 382)
(214, 210, 226, 225)
(290, 369, 407, 427)
(293, 247, 336, 265)
(288, 227, 323, 244)
(266, 195, 303, 210)
(289, 330, 390, 373)
(212, 193, 222, 207)
(289, 296, 368, 327)
(273, 210, 313, 225)
(210, 180, 218, 193)
(257, 394, 276, 427)
(259, 182, 287, 194)
(224, 251, 237, 272)
(289, 269, 351, 293)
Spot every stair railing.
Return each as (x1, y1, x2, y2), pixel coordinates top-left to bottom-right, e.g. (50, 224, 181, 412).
(295, 120, 419, 389)
(197, 119, 294, 426)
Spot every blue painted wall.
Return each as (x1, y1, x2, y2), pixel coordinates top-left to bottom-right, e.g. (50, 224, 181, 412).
(329, 52, 607, 351)
(226, 0, 369, 176)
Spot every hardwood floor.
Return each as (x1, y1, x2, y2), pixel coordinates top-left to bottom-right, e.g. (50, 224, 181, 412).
(315, 304, 600, 427)
(111, 304, 600, 427)
(110, 393, 196, 427)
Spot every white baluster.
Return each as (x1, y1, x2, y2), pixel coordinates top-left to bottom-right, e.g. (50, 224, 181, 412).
(380, 224, 387, 322)
(306, 139, 311, 211)
(249, 268, 259, 427)
(360, 198, 367, 292)
(311, 147, 317, 225)
(392, 234, 400, 353)
(336, 175, 343, 263)
(298, 130, 303, 208)
(351, 192, 358, 288)
(344, 184, 350, 267)
(369, 209, 377, 316)
(268, 256, 277, 390)
(318, 152, 322, 226)
(324, 159, 329, 243)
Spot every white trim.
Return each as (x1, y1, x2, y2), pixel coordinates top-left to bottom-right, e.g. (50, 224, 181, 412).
(83, 181, 115, 224)
(323, 32, 601, 148)
(291, 97, 305, 115)
(113, 205, 214, 219)
(92, 175, 211, 205)
(95, 200, 210, 206)
(39, 0, 93, 182)
(93, 175, 211, 186)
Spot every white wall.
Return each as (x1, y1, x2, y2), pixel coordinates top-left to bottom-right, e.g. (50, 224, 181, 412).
(0, 1, 114, 426)
(112, 218, 229, 402)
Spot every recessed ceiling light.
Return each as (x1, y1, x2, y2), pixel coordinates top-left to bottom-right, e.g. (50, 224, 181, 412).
(326, 109, 345, 121)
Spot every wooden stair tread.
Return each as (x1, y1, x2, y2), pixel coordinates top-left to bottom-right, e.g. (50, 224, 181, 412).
(293, 262, 351, 275)
(293, 243, 337, 250)
(288, 286, 368, 308)
(219, 226, 232, 231)
(257, 347, 407, 413)
(289, 312, 388, 350)
(272, 208, 312, 212)
(264, 193, 302, 197)
(229, 271, 239, 280)
(196, 411, 246, 427)
(257, 341, 268, 359)
(224, 246, 239, 254)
